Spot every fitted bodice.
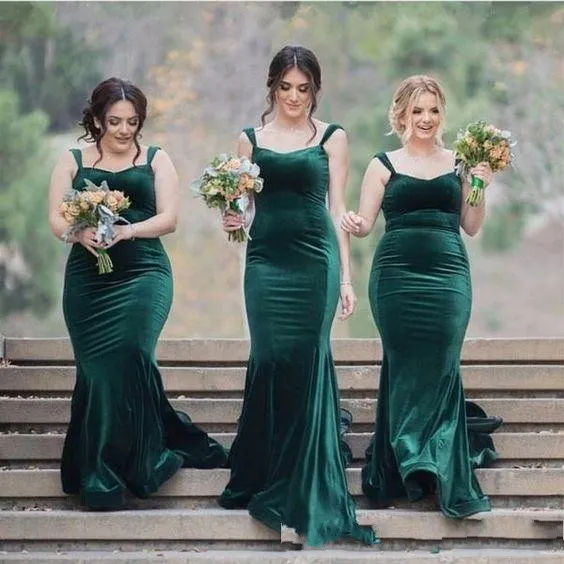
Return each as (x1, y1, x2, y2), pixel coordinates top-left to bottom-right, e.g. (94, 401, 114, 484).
(244, 125, 342, 247)
(66, 145, 167, 273)
(69, 146, 160, 224)
(377, 152, 462, 233)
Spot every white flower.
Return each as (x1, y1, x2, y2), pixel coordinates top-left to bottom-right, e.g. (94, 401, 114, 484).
(249, 163, 260, 178)
(239, 158, 252, 174)
(235, 193, 249, 213)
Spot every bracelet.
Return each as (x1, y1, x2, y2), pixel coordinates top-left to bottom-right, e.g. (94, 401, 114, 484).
(340, 281, 353, 286)
(128, 224, 135, 240)
(60, 230, 72, 244)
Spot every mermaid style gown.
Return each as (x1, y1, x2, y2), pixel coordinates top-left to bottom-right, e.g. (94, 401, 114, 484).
(361, 152, 495, 518)
(61, 146, 228, 509)
(218, 125, 377, 546)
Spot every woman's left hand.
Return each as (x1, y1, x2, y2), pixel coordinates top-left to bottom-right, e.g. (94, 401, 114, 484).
(470, 162, 494, 188)
(103, 224, 135, 249)
(339, 283, 356, 321)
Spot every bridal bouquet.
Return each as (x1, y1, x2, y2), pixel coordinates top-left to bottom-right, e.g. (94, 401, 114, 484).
(60, 179, 131, 274)
(454, 120, 515, 206)
(192, 154, 263, 242)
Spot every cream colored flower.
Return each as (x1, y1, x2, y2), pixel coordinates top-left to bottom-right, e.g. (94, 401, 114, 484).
(225, 158, 242, 171)
(90, 192, 105, 205)
(105, 194, 119, 209)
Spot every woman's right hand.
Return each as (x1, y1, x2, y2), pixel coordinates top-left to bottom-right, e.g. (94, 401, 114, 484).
(222, 209, 245, 232)
(340, 211, 363, 235)
(75, 227, 101, 257)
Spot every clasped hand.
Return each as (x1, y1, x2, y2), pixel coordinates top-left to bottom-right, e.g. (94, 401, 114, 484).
(77, 225, 134, 257)
(469, 162, 493, 188)
(340, 211, 363, 235)
(222, 209, 245, 232)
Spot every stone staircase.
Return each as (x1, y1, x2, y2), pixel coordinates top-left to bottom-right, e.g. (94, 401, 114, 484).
(0, 336, 563, 563)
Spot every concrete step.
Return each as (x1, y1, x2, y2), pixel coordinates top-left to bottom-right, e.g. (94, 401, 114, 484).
(0, 508, 562, 544)
(1, 549, 563, 563)
(1, 432, 562, 463)
(1, 365, 562, 394)
(3, 338, 564, 364)
(1, 468, 562, 500)
(1, 397, 561, 426)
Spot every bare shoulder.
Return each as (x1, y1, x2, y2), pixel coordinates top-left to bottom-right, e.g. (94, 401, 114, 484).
(54, 149, 78, 174)
(367, 155, 391, 184)
(322, 122, 348, 151)
(238, 130, 253, 146)
(237, 131, 253, 159)
(80, 144, 98, 164)
(151, 148, 176, 173)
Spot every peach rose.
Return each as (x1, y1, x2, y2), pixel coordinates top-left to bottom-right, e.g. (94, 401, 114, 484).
(225, 158, 242, 171)
(90, 192, 105, 205)
(104, 194, 119, 209)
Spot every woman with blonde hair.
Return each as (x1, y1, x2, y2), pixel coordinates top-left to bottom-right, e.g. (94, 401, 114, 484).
(341, 75, 498, 517)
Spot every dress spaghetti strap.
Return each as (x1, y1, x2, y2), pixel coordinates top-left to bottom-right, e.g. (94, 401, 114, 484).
(243, 128, 257, 146)
(147, 146, 160, 165)
(69, 148, 83, 170)
(320, 124, 343, 146)
(375, 152, 396, 175)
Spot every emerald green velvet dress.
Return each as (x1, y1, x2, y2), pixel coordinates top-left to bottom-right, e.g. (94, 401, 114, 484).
(218, 126, 377, 547)
(362, 152, 492, 518)
(61, 146, 228, 509)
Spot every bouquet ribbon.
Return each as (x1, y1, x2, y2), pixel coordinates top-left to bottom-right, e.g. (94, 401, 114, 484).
(95, 205, 132, 274)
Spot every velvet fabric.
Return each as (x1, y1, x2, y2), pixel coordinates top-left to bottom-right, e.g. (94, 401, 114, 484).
(219, 126, 377, 546)
(61, 146, 228, 509)
(362, 152, 495, 518)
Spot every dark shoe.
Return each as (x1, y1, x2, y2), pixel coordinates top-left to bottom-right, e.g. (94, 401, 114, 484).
(340, 408, 354, 468)
(465, 400, 504, 434)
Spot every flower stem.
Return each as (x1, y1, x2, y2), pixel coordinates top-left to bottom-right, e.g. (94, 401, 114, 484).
(227, 227, 247, 243)
(465, 175, 485, 207)
(96, 249, 114, 274)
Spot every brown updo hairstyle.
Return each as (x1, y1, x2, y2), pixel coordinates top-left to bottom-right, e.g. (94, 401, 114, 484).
(78, 77, 147, 166)
(388, 75, 446, 146)
(261, 45, 322, 142)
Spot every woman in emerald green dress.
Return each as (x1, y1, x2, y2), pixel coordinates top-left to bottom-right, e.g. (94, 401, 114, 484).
(218, 46, 377, 546)
(341, 75, 497, 518)
(48, 77, 227, 510)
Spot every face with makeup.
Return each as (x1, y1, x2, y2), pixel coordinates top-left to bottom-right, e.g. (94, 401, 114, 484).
(388, 76, 447, 146)
(94, 100, 140, 154)
(261, 46, 322, 127)
(403, 91, 443, 143)
(274, 67, 312, 120)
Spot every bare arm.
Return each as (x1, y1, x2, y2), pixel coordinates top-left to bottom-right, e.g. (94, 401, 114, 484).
(460, 162, 492, 237)
(325, 128, 356, 320)
(341, 157, 387, 238)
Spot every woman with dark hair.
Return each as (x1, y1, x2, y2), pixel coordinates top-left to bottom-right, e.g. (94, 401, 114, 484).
(218, 47, 377, 546)
(48, 77, 227, 510)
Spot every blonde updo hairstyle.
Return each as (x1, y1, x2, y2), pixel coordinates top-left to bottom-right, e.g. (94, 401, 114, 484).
(388, 75, 446, 147)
